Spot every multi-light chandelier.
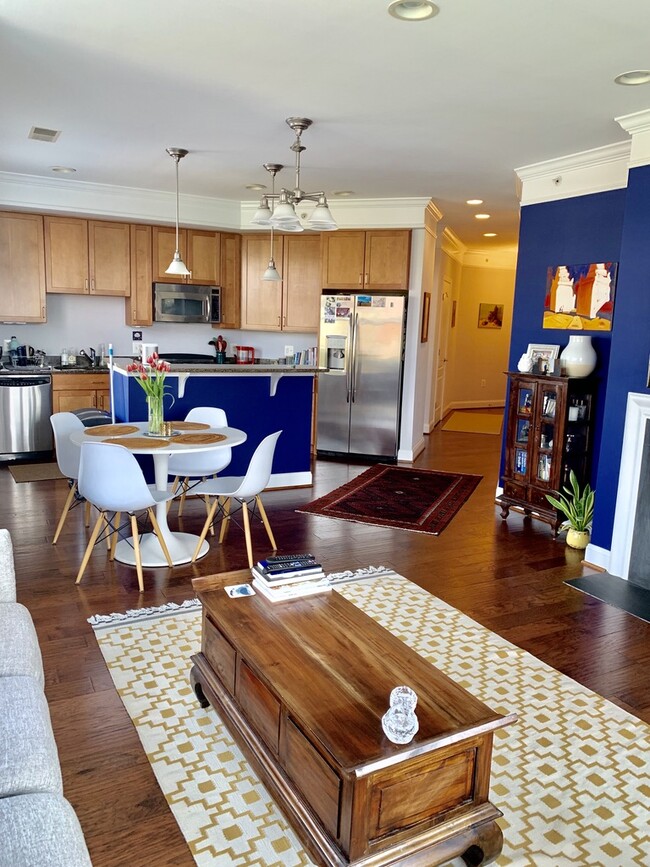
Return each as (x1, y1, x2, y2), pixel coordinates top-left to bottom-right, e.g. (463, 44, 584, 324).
(251, 117, 338, 235)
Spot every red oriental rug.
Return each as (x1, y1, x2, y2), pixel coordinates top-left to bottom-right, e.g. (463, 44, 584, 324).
(297, 464, 482, 535)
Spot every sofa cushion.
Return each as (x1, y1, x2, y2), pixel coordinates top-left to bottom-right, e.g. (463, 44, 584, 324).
(0, 792, 92, 867)
(0, 603, 44, 684)
(0, 676, 62, 797)
(0, 529, 16, 603)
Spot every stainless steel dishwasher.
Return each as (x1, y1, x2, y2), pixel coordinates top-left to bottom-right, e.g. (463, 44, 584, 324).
(0, 371, 53, 460)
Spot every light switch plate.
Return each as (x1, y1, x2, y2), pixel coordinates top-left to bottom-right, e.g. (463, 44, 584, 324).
(132, 341, 142, 357)
(284, 345, 294, 357)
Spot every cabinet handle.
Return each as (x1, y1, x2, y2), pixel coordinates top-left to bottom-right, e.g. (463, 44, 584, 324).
(91, 278, 95, 292)
(84, 278, 89, 291)
(278, 316, 281, 326)
(282, 315, 286, 326)
(365, 273, 369, 284)
(358, 273, 362, 285)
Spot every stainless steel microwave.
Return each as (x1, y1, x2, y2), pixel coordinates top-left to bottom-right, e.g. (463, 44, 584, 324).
(153, 283, 221, 324)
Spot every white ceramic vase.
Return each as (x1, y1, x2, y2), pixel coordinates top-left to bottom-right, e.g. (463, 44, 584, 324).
(559, 335, 597, 378)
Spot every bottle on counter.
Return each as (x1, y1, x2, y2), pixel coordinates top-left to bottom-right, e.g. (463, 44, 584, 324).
(60, 347, 69, 366)
(9, 336, 18, 365)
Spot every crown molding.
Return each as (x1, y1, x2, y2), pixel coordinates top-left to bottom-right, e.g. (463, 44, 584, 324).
(462, 246, 518, 270)
(615, 108, 650, 167)
(441, 227, 466, 262)
(242, 196, 431, 229)
(0, 170, 430, 230)
(515, 140, 631, 205)
(0, 170, 240, 228)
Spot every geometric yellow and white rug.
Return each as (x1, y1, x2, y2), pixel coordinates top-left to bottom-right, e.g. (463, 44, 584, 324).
(90, 572, 650, 866)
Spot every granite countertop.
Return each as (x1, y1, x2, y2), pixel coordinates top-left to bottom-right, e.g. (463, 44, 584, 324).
(112, 361, 323, 374)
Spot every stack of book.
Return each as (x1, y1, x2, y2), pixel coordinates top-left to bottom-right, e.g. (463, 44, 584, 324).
(251, 554, 330, 603)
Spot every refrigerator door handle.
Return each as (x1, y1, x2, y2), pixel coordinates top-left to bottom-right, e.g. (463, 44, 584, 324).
(345, 314, 354, 403)
(351, 312, 359, 402)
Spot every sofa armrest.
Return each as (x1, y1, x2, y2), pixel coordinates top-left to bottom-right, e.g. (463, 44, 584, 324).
(0, 529, 17, 603)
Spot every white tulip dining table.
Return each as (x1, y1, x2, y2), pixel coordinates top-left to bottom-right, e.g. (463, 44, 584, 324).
(70, 421, 247, 566)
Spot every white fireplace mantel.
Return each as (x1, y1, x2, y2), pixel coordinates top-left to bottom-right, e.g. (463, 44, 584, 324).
(602, 392, 650, 580)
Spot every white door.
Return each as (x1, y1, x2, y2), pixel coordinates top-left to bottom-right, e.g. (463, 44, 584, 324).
(434, 277, 452, 425)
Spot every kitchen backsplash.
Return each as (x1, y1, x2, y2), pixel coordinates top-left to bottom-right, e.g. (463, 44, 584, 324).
(2, 294, 318, 361)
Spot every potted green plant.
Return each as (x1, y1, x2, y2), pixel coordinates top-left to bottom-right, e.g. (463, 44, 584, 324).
(546, 470, 595, 549)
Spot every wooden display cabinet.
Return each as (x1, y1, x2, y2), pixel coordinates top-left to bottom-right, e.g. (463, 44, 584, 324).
(498, 372, 595, 532)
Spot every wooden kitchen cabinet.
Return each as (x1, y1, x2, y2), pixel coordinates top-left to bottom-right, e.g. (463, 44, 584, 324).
(241, 233, 320, 332)
(321, 230, 411, 291)
(44, 217, 131, 296)
(218, 232, 241, 329)
(126, 224, 153, 326)
(0, 211, 46, 323)
(52, 372, 110, 413)
(152, 226, 221, 285)
(497, 372, 595, 533)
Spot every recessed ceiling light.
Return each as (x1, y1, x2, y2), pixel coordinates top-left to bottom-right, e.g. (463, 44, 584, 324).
(333, 190, 355, 197)
(614, 70, 650, 86)
(475, 213, 491, 220)
(483, 232, 497, 237)
(388, 1, 439, 22)
(466, 198, 483, 205)
(50, 166, 76, 174)
(245, 183, 267, 191)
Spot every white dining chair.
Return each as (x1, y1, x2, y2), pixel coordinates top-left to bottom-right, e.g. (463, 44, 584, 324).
(191, 431, 282, 568)
(50, 412, 92, 544)
(76, 441, 176, 592)
(167, 407, 233, 519)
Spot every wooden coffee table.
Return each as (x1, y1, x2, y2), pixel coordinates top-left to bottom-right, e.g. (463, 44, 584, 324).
(190, 570, 516, 867)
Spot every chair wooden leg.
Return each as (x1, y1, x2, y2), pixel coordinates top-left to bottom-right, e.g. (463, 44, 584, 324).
(109, 512, 121, 560)
(177, 478, 190, 517)
(242, 500, 253, 568)
(256, 495, 277, 551)
(192, 498, 220, 562)
(219, 498, 231, 543)
(130, 514, 144, 593)
(205, 485, 215, 536)
(52, 482, 77, 545)
(149, 508, 173, 567)
(75, 511, 105, 584)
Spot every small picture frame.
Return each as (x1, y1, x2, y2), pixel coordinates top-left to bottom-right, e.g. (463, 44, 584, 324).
(421, 292, 431, 343)
(527, 343, 560, 374)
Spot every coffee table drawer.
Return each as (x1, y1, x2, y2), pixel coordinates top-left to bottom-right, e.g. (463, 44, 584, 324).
(283, 717, 341, 839)
(237, 660, 281, 753)
(203, 615, 236, 695)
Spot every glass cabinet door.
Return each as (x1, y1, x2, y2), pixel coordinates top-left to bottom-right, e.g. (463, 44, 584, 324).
(535, 385, 558, 485)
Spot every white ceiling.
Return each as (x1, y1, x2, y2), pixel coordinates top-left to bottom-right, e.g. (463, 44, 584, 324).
(2, 0, 650, 249)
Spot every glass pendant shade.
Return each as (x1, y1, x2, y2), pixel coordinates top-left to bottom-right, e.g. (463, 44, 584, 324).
(270, 200, 301, 228)
(165, 251, 191, 276)
(278, 222, 304, 233)
(308, 200, 337, 230)
(262, 258, 282, 281)
(251, 197, 273, 226)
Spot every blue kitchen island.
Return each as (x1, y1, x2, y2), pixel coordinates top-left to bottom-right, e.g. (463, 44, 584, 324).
(111, 362, 318, 487)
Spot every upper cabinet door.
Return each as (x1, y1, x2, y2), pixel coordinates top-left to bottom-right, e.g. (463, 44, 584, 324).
(187, 230, 221, 285)
(219, 233, 241, 330)
(0, 212, 46, 323)
(44, 216, 89, 293)
(88, 220, 131, 296)
(283, 234, 321, 332)
(321, 231, 366, 289)
(152, 226, 187, 283)
(241, 234, 284, 330)
(364, 230, 411, 290)
(127, 224, 153, 326)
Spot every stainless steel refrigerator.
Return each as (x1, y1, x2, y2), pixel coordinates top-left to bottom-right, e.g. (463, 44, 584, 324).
(317, 292, 407, 461)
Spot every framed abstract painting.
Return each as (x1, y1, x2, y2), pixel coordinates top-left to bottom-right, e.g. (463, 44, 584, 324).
(543, 262, 617, 331)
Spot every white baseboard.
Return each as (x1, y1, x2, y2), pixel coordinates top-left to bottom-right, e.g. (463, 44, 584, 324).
(268, 471, 312, 489)
(398, 437, 426, 463)
(447, 400, 506, 410)
(584, 543, 611, 574)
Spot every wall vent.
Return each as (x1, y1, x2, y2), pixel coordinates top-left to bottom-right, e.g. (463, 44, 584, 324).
(28, 126, 61, 143)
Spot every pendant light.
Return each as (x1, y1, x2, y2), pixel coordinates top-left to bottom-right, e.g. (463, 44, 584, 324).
(251, 117, 337, 234)
(261, 163, 282, 281)
(165, 147, 191, 276)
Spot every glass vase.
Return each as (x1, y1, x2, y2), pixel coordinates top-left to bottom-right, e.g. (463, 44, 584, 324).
(147, 394, 164, 436)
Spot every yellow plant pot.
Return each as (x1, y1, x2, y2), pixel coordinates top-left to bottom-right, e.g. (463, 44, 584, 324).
(566, 529, 590, 550)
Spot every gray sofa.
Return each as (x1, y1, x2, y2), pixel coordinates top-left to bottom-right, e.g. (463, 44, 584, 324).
(0, 529, 92, 867)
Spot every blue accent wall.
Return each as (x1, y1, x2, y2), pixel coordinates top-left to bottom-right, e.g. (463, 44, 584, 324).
(590, 165, 650, 549)
(504, 188, 627, 540)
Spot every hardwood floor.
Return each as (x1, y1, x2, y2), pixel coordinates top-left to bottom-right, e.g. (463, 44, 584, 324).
(3, 423, 650, 867)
